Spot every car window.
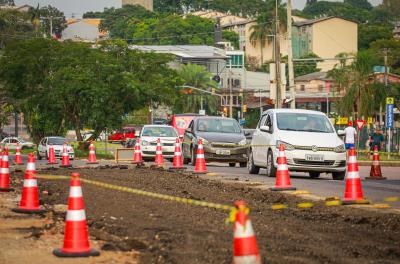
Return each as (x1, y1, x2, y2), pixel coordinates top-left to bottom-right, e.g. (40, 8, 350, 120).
(196, 119, 241, 133)
(264, 115, 273, 133)
(276, 113, 334, 133)
(48, 138, 65, 145)
(258, 115, 267, 129)
(10, 139, 18, 143)
(188, 121, 194, 131)
(142, 127, 177, 137)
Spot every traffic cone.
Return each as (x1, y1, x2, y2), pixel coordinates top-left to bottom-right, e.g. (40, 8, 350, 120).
(61, 142, 72, 168)
(366, 145, 386, 180)
(342, 148, 369, 205)
(12, 153, 46, 214)
(193, 139, 208, 174)
(47, 144, 57, 165)
(87, 141, 98, 164)
(0, 147, 13, 192)
(132, 138, 144, 165)
(270, 144, 296, 191)
(14, 143, 23, 165)
(169, 138, 186, 171)
(53, 172, 100, 257)
(232, 201, 262, 264)
(154, 138, 164, 167)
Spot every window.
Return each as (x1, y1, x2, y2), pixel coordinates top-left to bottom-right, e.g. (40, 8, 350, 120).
(300, 85, 305, 92)
(221, 95, 240, 106)
(258, 115, 268, 128)
(227, 54, 244, 68)
(318, 84, 324, 92)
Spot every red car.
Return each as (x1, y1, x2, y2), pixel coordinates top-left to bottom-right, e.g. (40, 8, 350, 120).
(108, 127, 135, 142)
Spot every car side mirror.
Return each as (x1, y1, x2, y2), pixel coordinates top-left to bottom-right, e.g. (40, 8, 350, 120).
(185, 129, 192, 134)
(244, 131, 251, 137)
(337, 130, 345, 136)
(260, 125, 270, 133)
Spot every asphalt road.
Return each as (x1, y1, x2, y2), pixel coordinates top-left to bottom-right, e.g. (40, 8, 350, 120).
(9, 154, 400, 209)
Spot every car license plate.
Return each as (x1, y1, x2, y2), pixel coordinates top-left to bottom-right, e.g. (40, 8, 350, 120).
(305, 154, 324, 162)
(216, 149, 230, 155)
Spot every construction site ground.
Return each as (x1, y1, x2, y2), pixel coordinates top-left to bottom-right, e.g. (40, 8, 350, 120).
(1, 166, 399, 264)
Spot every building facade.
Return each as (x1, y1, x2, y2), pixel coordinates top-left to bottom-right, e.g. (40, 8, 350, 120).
(62, 19, 108, 42)
(122, 0, 153, 11)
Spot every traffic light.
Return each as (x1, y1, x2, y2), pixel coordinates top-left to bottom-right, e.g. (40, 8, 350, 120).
(242, 104, 247, 113)
(223, 107, 228, 116)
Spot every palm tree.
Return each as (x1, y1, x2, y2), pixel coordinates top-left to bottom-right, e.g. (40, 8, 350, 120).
(175, 64, 218, 114)
(249, 23, 271, 66)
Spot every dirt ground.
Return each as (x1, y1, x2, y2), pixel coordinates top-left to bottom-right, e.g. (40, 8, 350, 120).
(2, 166, 400, 264)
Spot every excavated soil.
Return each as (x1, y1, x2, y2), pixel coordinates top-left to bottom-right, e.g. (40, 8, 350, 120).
(9, 167, 400, 264)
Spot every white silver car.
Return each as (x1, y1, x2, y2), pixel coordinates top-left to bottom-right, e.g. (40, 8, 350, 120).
(140, 125, 179, 160)
(37, 137, 75, 160)
(1, 137, 35, 150)
(248, 109, 346, 180)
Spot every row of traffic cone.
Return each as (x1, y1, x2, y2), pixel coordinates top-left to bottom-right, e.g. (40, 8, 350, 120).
(132, 138, 207, 174)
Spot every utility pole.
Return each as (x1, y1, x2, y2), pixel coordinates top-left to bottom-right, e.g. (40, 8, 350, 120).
(274, 0, 282, 109)
(41, 16, 63, 37)
(383, 48, 391, 155)
(229, 70, 233, 118)
(286, 0, 296, 109)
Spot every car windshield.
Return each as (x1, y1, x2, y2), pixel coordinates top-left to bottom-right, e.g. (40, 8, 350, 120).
(17, 138, 26, 143)
(142, 127, 177, 137)
(276, 113, 334, 133)
(197, 119, 241, 133)
(48, 138, 66, 145)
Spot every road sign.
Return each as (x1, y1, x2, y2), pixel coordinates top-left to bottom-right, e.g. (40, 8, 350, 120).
(386, 104, 394, 129)
(356, 120, 365, 130)
(386, 97, 394, 105)
(239, 119, 246, 126)
(367, 117, 373, 124)
(336, 117, 348, 125)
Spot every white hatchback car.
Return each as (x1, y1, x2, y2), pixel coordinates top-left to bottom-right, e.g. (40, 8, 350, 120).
(37, 137, 75, 160)
(248, 109, 346, 180)
(1, 137, 35, 150)
(140, 125, 179, 160)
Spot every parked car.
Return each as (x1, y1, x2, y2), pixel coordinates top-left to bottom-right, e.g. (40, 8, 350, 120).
(108, 127, 135, 143)
(248, 109, 346, 180)
(152, 118, 168, 125)
(182, 116, 248, 167)
(1, 137, 35, 150)
(140, 125, 179, 160)
(171, 113, 203, 139)
(242, 129, 256, 145)
(37, 137, 75, 160)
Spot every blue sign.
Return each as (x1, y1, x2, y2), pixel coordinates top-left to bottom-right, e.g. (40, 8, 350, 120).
(239, 119, 246, 126)
(386, 104, 394, 129)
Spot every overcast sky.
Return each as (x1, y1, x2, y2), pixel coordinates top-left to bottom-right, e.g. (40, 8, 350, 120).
(14, 0, 383, 18)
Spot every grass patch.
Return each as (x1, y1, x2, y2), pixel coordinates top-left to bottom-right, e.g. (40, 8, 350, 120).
(8, 148, 36, 154)
(71, 142, 115, 160)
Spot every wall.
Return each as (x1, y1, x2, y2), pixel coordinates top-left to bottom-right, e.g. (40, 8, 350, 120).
(122, 0, 153, 11)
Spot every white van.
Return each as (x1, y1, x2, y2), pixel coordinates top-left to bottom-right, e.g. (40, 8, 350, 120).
(247, 109, 346, 180)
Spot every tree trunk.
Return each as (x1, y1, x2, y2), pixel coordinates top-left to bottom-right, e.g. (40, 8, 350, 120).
(260, 39, 264, 66)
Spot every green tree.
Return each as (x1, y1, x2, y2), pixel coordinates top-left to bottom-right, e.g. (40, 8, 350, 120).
(344, 0, 373, 10)
(174, 64, 218, 114)
(28, 5, 66, 37)
(0, 39, 180, 143)
(292, 53, 321, 77)
(0, 8, 34, 48)
(358, 24, 393, 50)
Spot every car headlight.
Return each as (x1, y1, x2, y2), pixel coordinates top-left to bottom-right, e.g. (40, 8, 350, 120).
(197, 137, 208, 145)
(276, 140, 295, 151)
(238, 139, 247, 146)
(334, 144, 345, 153)
(141, 140, 150, 146)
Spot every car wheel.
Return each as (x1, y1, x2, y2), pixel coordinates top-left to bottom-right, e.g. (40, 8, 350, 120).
(309, 172, 320, 178)
(190, 146, 196, 166)
(229, 163, 236, 167)
(332, 171, 345, 180)
(36, 151, 42, 160)
(239, 162, 247, 168)
(247, 151, 260, 175)
(266, 150, 276, 177)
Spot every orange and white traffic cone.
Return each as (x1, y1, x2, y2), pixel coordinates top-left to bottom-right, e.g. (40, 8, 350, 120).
(0, 147, 13, 192)
(154, 138, 164, 167)
(193, 139, 207, 174)
(270, 144, 296, 191)
(170, 138, 186, 171)
(342, 148, 369, 205)
(14, 143, 23, 165)
(47, 144, 57, 165)
(53, 172, 100, 257)
(61, 142, 72, 168)
(232, 201, 262, 264)
(12, 153, 46, 214)
(132, 138, 144, 165)
(87, 141, 98, 164)
(366, 145, 386, 180)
